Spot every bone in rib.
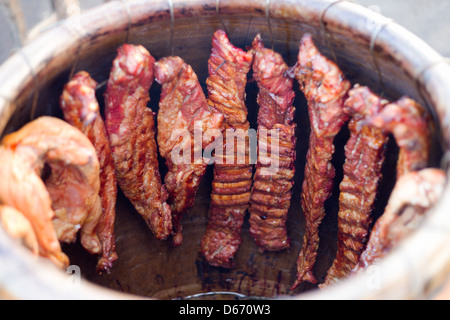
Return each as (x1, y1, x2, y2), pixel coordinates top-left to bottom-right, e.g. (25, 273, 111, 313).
(249, 34, 297, 252)
(105, 44, 172, 240)
(291, 34, 351, 288)
(60, 71, 118, 273)
(200, 30, 254, 268)
(321, 85, 389, 286)
(155, 56, 224, 246)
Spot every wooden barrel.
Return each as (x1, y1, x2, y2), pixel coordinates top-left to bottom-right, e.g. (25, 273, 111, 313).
(1, 0, 450, 300)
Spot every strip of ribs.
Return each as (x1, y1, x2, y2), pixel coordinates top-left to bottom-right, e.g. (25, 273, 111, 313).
(248, 35, 296, 252)
(291, 34, 351, 288)
(354, 168, 445, 272)
(367, 97, 431, 177)
(155, 56, 224, 246)
(60, 71, 118, 273)
(1, 116, 103, 268)
(321, 86, 389, 287)
(105, 44, 172, 240)
(200, 30, 253, 268)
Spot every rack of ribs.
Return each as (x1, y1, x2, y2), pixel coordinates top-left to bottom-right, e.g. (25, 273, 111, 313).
(291, 34, 351, 288)
(248, 34, 297, 252)
(155, 56, 224, 246)
(321, 85, 389, 286)
(104, 44, 172, 240)
(60, 71, 118, 273)
(200, 30, 254, 268)
(1, 116, 102, 268)
(354, 168, 445, 272)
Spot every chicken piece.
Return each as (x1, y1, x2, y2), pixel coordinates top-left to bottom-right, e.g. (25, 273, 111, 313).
(0, 148, 68, 268)
(291, 34, 351, 288)
(1, 116, 103, 267)
(60, 71, 118, 273)
(0, 205, 39, 255)
(248, 35, 297, 252)
(353, 168, 445, 272)
(367, 97, 431, 178)
(200, 30, 254, 268)
(321, 86, 389, 286)
(155, 56, 224, 246)
(105, 44, 172, 240)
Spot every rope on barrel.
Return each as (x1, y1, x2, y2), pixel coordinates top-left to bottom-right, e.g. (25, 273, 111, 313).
(215, 0, 230, 38)
(319, 0, 352, 65)
(168, 0, 175, 56)
(265, 0, 274, 51)
(414, 58, 450, 164)
(368, 17, 393, 98)
(119, 0, 132, 45)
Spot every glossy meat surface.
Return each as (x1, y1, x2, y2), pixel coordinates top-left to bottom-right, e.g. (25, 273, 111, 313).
(155, 56, 224, 246)
(322, 86, 389, 286)
(61, 71, 118, 273)
(200, 30, 254, 268)
(248, 35, 296, 252)
(291, 34, 351, 287)
(105, 44, 172, 240)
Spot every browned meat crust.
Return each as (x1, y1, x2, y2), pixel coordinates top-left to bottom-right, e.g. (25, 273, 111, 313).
(368, 97, 431, 177)
(105, 44, 172, 240)
(291, 34, 351, 288)
(200, 30, 254, 268)
(248, 35, 296, 252)
(354, 168, 445, 272)
(155, 56, 224, 246)
(60, 71, 118, 273)
(321, 86, 389, 286)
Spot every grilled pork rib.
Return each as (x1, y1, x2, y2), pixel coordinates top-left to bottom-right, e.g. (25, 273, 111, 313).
(105, 44, 172, 240)
(321, 86, 389, 286)
(200, 30, 254, 268)
(249, 35, 297, 252)
(291, 34, 351, 288)
(60, 71, 118, 273)
(367, 97, 431, 178)
(1, 116, 103, 268)
(155, 56, 224, 246)
(354, 168, 445, 272)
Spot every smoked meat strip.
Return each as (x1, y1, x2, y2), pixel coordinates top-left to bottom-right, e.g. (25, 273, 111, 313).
(105, 44, 172, 240)
(354, 168, 445, 272)
(200, 30, 253, 268)
(155, 56, 224, 246)
(321, 86, 389, 286)
(60, 71, 118, 273)
(291, 34, 351, 288)
(367, 97, 431, 178)
(249, 35, 296, 252)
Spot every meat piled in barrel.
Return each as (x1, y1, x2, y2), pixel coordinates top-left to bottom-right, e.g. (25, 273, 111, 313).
(249, 34, 297, 252)
(291, 34, 351, 288)
(200, 30, 254, 268)
(321, 85, 389, 286)
(104, 44, 172, 240)
(60, 71, 118, 273)
(155, 56, 224, 246)
(0, 116, 102, 268)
